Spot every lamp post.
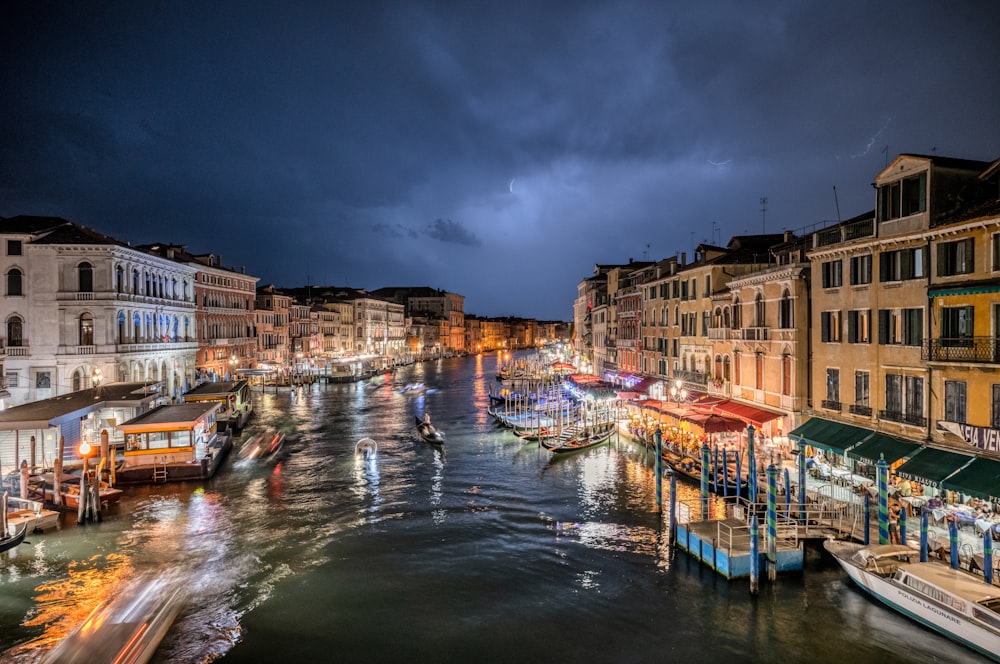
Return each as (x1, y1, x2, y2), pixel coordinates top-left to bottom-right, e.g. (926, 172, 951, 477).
(92, 368, 103, 399)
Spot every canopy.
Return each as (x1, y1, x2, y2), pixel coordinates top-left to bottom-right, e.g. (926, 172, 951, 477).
(846, 432, 921, 465)
(941, 457, 1000, 502)
(707, 401, 782, 427)
(788, 417, 874, 455)
(894, 447, 974, 487)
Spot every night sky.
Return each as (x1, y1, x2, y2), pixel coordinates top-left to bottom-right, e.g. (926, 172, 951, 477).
(3, 2, 999, 320)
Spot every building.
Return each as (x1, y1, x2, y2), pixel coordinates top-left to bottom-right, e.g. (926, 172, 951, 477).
(1, 216, 198, 406)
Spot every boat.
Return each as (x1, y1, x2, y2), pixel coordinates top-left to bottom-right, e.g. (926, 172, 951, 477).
(26, 473, 124, 511)
(44, 570, 186, 664)
(0, 522, 27, 553)
(238, 430, 286, 461)
(823, 539, 1000, 661)
(415, 416, 445, 445)
(5, 495, 59, 533)
(355, 437, 378, 457)
(545, 426, 614, 454)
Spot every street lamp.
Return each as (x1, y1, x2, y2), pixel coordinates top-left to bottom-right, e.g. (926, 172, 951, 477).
(79, 441, 93, 475)
(92, 368, 103, 399)
(670, 379, 687, 405)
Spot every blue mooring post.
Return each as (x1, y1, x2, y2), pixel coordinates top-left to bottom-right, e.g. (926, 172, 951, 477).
(949, 520, 960, 570)
(920, 510, 928, 562)
(877, 454, 889, 545)
(668, 471, 677, 548)
(700, 441, 710, 521)
(985, 530, 994, 586)
(747, 424, 757, 504)
(712, 445, 719, 495)
(750, 515, 759, 595)
(734, 451, 742, 498)
(654, 427, 663, 509)
(899, 506, 907, 545)
(722, 450, 730, 500)
(863, 493, 870, 545)
(797, 440, 807, 525)
(766, 463, 778, 582)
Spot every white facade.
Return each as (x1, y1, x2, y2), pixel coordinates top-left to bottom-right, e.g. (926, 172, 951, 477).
(1, 220, 199, 405)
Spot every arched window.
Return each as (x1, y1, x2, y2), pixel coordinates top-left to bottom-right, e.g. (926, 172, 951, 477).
(72, 369, 83, 392)
(7, 316, 23, 346)
(755, 353, 764, 389)
(723, 306, 731, 329)
(79, 313, 94, 345)
(754, 293, 765, 327)
(116, 266, 124, 293)
(733, 351, 741, 384)
(78, 262, 94, 292)
(714, 354, 723, 380)
(723, 355, 731, 381)
(732, 298, 742, 329)
(133, 312, 141, 341)
(183, 317, 190, 340)
(132, 270, 140, 294)
(779, 289, 793, 329)
(117, 311, 127, 343)
(7, 268, 23, 296)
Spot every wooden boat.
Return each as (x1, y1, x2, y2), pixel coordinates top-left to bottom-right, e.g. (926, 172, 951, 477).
(27, 474, 124, 511)
(238, 430, 286, 461)
(824, 539, 1000, 661)
(545, 426, 614, 454)
(44, 571, 186, 664)
(5, 495, 59, 533)
(414, 416, 446, 445)
(660, 448, 747, 496)
(0, 522, 27, 553)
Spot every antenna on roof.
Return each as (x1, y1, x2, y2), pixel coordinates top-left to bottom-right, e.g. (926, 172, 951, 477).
(760, 196, 768, 233)
(833, 186, 841, 222)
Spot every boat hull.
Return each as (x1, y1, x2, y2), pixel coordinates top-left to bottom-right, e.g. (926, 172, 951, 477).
(825, 540, 1000, 661)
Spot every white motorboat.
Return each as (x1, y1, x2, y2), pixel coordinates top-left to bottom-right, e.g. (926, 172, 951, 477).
(824, 539, 1000, 661)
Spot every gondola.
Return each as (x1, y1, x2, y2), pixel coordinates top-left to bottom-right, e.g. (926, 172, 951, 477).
(414, 416, 446, 445)
(0, 522, 27, 553)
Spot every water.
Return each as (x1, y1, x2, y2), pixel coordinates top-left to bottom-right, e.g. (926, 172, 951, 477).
(0, 353, 989, 663)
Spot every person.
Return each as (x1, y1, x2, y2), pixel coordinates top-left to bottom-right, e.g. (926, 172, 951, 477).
(888, 502, 901, 544)
(897, 478, 912, 497)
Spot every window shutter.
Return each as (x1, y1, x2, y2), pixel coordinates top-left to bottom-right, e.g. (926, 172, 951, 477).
(878, 310, 889, 344)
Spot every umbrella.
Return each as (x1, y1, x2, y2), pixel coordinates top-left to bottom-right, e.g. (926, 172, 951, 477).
(692, 412, 746, 434)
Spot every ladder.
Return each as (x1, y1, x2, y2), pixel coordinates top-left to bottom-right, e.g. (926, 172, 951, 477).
(152, 459, 168, 483)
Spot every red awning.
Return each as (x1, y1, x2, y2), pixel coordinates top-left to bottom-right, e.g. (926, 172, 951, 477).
(706, 401, 783, 427)
(633, 376, 661, 394)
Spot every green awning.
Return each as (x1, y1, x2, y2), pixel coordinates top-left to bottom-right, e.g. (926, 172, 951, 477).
(895, 447, 974, 487)
(788, 417, 874, 456)
(928, 283, 1000, 297)
(847, 432, 921, 465)
(941, 457, 1000, 502)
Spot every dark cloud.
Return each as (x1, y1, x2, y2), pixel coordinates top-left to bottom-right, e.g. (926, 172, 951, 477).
(425, 219, 480, 246)
(2, 1, 999, 320)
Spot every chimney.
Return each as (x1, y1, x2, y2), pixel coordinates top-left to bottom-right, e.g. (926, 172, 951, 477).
(783, 230, 793, 242)
(680, 252, 687, 266)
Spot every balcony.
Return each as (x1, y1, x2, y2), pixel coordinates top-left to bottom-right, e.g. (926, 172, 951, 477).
(821, 399, 841, 411)
(923, 337, 999, 363)
(7, 346, 29, 357)
(848, 404, 872, 417)
(741, 327, 769, 341)
(879, 410, 928, 428)
(673, 370, 707, 386)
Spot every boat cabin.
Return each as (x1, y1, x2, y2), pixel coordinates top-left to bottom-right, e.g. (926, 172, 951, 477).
(115, 403, 232, 484)
(181, 379, 253, 433)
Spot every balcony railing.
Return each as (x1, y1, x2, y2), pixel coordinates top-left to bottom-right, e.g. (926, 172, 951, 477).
(848, 404, 872, 417)
(879, 410, 928, 428)
(673, 370, 707, 386)
(923, 337, 999, 363)
(821, 399, 841, 411)
(742, 327, 769, 341)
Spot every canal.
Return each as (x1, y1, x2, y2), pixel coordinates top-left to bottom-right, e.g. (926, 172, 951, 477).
(0, 353, 988, 662)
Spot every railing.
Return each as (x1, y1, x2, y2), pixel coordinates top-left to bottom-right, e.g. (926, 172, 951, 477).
(674, 370, 708, 386)
(821, 399, 841, 411)
(848, 404, 872, 417)
(742, 327, 769, 341)
(879, 410, 927, 427)
(923, 337, 999, 363)
(815, 217, 875, 247)
(707, 328, 728, 340)
(7, 346, 29, 356)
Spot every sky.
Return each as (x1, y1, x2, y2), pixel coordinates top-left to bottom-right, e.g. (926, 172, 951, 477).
(2, 1, 999, 321)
